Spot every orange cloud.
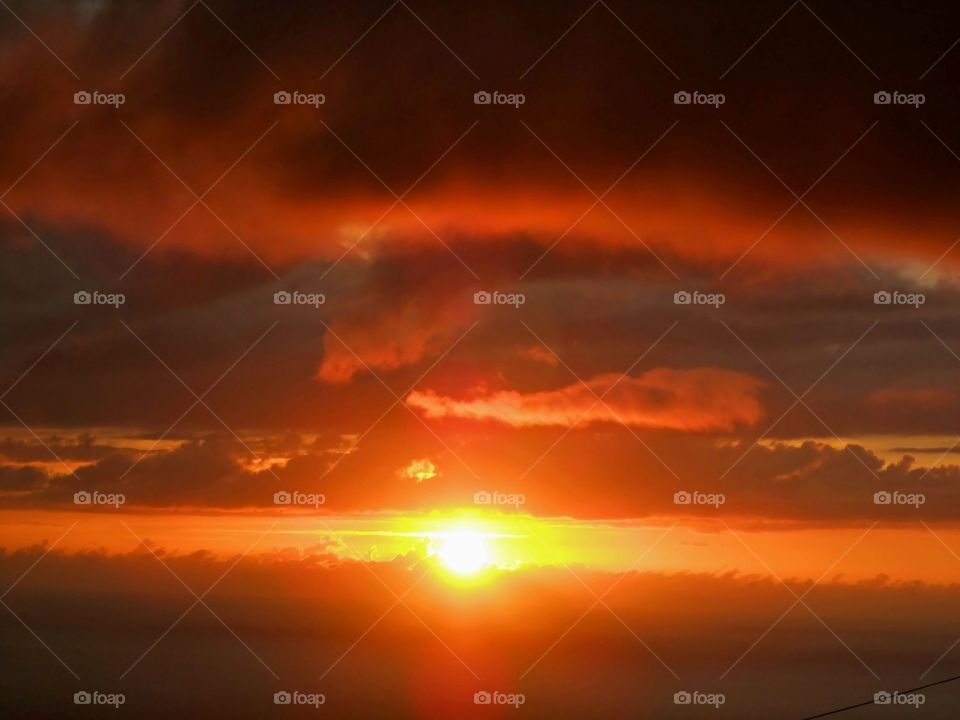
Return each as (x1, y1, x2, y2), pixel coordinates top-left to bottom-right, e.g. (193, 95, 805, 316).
(406, 368, 766, 431)
(518, 344, 560, 367)
(317, 299, 474, 383)
(866, 386, 954, 411)
(399, 458, 439, 482)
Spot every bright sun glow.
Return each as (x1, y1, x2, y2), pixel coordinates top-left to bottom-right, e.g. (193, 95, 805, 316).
(436, 531, 491, 575)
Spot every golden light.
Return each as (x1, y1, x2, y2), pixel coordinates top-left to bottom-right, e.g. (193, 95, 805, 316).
(436, 531, 491, 575)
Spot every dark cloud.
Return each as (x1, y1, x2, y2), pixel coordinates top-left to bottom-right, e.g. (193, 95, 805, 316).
(0, 433, 114, 462)
(0, 0, 959, 271)
(2, 426, 960, 528)
(0, 464, 49, 491)
(0, 0, 959, 526)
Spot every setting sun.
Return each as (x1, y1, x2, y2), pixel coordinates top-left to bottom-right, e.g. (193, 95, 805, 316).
(436, 531, 492, 575)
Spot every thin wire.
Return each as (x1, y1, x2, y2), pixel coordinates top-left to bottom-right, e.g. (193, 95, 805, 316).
(799, 673, 960, 719)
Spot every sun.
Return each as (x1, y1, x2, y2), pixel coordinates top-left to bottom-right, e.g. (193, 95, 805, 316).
(436, 531, 491, 576)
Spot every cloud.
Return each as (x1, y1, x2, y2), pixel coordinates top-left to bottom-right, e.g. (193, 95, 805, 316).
(518, 344, 560, 367)
(406, 368, 767, 431)
(7, 427, 960, 526)
(0, 464, 49, 491)
(866, 386, 955, 411)
(0, 434, 117, 463)
(317, 295, 474, 383)
(398, 458, 438, 482)
(3, 0, 960, 530)
(0, 0, 958, 273)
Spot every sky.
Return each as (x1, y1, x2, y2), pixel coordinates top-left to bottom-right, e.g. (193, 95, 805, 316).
(2, 0, 960, 718)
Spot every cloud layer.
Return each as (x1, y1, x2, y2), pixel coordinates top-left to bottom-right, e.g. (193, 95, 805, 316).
(407, 368, 767, 431)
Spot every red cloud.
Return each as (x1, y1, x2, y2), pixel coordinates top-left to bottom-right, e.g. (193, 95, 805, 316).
(317, 295, 476, 383)
(866, 386, 955, 411)
(406, 367, 766, 431)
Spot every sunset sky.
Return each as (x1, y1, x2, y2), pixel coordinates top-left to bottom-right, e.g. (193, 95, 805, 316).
(3, 1, 960, 718)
